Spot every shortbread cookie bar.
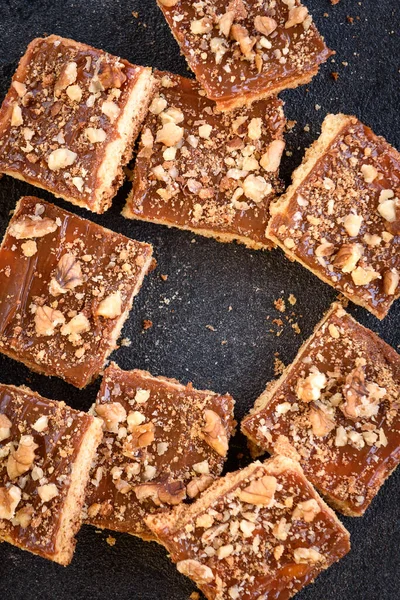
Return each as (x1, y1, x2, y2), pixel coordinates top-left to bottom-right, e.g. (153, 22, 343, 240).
(85, 362, 236, 540)
(156, 0, 332, 111)
(267, 114, 400, 319)
(0, 197, 153, 388)
(146, 455, 350, 600)
(0, 384, 102, 565)
(123, 71, 285, 250)
(0, 35, 155, 213)
(242, 304, 400, 516)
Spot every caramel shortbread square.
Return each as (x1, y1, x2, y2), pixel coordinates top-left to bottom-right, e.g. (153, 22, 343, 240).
(0, 197, 153, 388)
(85, 362, 236, 540)
(146, 455, 350, 600)
(267, 114, 400, 319)
(0, 384, 102, 565)
(123, 71, 285, 250)
(0, 35, 156, 213)
(156, 0, 332, 112)
(242, 304, 400, 517)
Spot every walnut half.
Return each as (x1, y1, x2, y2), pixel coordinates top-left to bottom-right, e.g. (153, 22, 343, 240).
(201, 410, 229, 457)
(134, 480, 186, 506)
(49, 254, 83, 296)
(7, 435, 38, 480)
(237, 474, 277, 506)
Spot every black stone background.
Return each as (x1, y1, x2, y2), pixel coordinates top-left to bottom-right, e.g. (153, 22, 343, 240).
(0, 0, 399, 598)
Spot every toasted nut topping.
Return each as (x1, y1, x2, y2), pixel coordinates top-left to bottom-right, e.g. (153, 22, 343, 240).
(49, 253, 83, 296)
(237, 474, 277, 506)
(7, 435, 38, 480)
(12, 81, 27, 97)
(187, 475, 214, 499)
(260, 139, 285, 172)
(47, 148, 77, 171)
(219, 10, 235, 37)
(361, 163, 378, 183)
(85, 127, 107, 144)
(134, 480, 186, 506)
(210, 37, 228, 64)
(341, 366, 384, 420)
(333, 243, 363, 273)
(95, 291, 122, 319)
(285, 6, 309, 28)
(243, 174, 271, 203)
(98, 62, 127, 89)
(66, 84, 82, 102)
(0, 486, 21, 520)
(21, 240, 37, 257)
(231, 24, 255, 58)
(351, 266, 381, 286)
(199, 124, 213, 139)
(201, 410, 229, 456)
(14, 505, 34, 528)
(254, 15, 277, 36)
(293, 548, 323, 564)
(274, 545, 285, 561)
(248, 117, 262, 140)
(96, 402, 127, 433)
(343, 213, 363, 237)
(177, 560, 214, 584)
(315, 241, 335, 257)
(11, 104, 23, 127)
(54, 62, 78, 95)
(101, 100, 120, 122)
(296, 367, 327, 403)
(308, 406, 335, 437)
(191, 17, 213, 35)
(34, 306, 65, 336)
(292, 499, 321, 522)
(378, 199, 397, 223)
(128, 422, 156, 449)
(32, 415, 49, 433)
(383, 269, 399, 295)
(9, 216, 57, 239)
(37, 483, 59, 503)
(0, 414, 12, 442)
(61, 313, 91, 343)
(156, 122, 184, 147)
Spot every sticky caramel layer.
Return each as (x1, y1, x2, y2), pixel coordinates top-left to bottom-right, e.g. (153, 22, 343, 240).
(158, 0, 332, 108)
(125, 72, 285, 249)
(0, 197, 152, 388)
(242, 305, 400, 516)
(85, 363, 235, 539)
(268, 116, 400, 319)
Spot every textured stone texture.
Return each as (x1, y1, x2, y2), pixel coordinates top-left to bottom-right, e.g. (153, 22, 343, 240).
(0, 0, 399, 599)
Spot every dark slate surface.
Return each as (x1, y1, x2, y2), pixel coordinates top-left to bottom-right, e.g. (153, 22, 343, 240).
(0, 1, 399, 599)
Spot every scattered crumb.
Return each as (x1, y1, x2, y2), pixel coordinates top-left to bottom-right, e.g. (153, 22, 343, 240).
(315, 104, 321, 111)
(286, 120, 297, 131)
(120, 337, 131, 347)
(303, 124, 310, 132)
(274, 298, 286, 313)
(149, 258, 157, 272)
(142, 319, 153, 331)
(347, 16, 354, 24)
(221, 340, 227, 345)
(330, 0, 340, 4)
(160, 274, 168, 281)
(206, 324, 216, 331)
(106, 536, 116, 547)
(190, 594, 200, 600)
(274, 357, 286, 376)
(336, 294, 350, 308)
(292, 322, 301, 334)
(288, 294, 297, 306)
(331, 71, 339, 81)
(132, 11, 139, 18)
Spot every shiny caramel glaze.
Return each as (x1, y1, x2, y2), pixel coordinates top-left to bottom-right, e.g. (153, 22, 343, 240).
(0, 35, 147, 212)
(0, 384, 94, 561)
(157, 0, 332, 109)
(268, 116, 400, 319)
(85, 362, 236, 540)
(0, 197, 153, 388)
(124, 71, 285, 249)
(146, 456, 350, 600)
(242, 305, 400, 516)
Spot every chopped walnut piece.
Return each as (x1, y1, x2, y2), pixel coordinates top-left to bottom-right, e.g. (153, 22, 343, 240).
(158, 0, 179, 6)
(343, 213, 363, 237)
(361, 163, 378, 183)
(13, 505, 34, 528)
(186, 475, 214, 499)
(378, 199, 397, 223)
(9, 216, 57, 239)
(96, 402, 127, 433)
(254, 15, 278, 36)
(191, 17, 213, 35)
(47, 148, 77, 171)
(292, 499, 321, 522)
(308, 406, 335, 437)
(383, 269, 399, 295)
(49, 253, 83, 296)
(177, 560, 214, 584)
(60, 313, 91, 343)
(37, 483, 59, 503)
(156, 122, 184, 147)
(134, 480, 186, 506)
(0, 485, 22, 520)
(201, 410, 229, 457)
(243, 174, 271, 203)
(219, 11, 235, 37)
(11, 104, 23, 127)
(0, 414, 12, 442)
(231, 24, 255, 58)
(7, 435, 38, 479)
(54, 62, 78, 95)
(32, 415, 49, 433)
(285, 6, 309, 28)
(98, 62, 127, 89)
(101, 100, 120, 122)
(296, 367, 327, 403)
(293, 547, 323, 564)
(237, 474, 277, 506)
(333, 243, 363, 273)
(85, 127, 107, 144)
(315, 241, 335, 257)
(127, 422, 156, 449)
(95, 291, 122, 319)
(34, 306, 65, 336)
(260, 139, 285, 172)
(351, 266, 381, 286)
(341, 366, 384, 420)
